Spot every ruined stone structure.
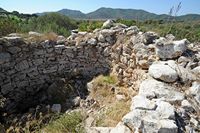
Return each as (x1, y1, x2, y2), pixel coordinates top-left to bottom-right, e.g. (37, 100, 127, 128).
(0, 20, 200, 132)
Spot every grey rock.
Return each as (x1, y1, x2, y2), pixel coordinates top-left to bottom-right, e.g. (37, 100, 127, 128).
(98, 34, 105, 42)
(126, 26, 139, 35)
(72, 96, 81, 106)
(149, 61, 178, 83)
(165, 34, 175, 41)
(155, 38, 188, 59)
(139, 79, 184, 102)
(143, 31, 159, 45)
(15, 60, 29, 71)
(0, 52, 11, 64)
(110, 122, 131, 133)
(181, 100, 194, 112)
(1, 82, 13, 95)
(51, 104, 61, 113)
(29, 31, 42, 36)
(116, 94, 126, 101)
(3, 36, 22, 43)
(102, 19, 114, 29)
(87, 38, 97, 45)
(189, 81, 200, 96)
(131, 95, 157, 111)
(101, 29, 116, 36)
(7, 46, 21, 54)
(158, 120, 178, 133)
(156, 100, 175, 119)
(192, 66, 200, 75)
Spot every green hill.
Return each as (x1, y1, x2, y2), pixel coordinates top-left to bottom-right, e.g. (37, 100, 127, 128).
(58, 9, 86, 19)
(54, 7, 200, 21)
(0, 8, 7, 13)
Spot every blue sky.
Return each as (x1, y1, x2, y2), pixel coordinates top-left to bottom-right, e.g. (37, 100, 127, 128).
(0, 0, 200, 15)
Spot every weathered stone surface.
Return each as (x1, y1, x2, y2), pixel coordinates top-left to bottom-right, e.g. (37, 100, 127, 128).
(15, 60, 29, 71)
(102, 19, 114, 29)
(139, 79, 184, 102)
(7, 46, 21, 54)
(181, 100, 194, 112)
(155, 100, 175, 119)
(149, 61, 178, 82)
(110, 122, 131, 133)
(143, 31, 159, 45)
(87, 38, 97, 45)
(131, 95, 156, 111)
(0, 52, 11, 64)
(155, 38, 188, 59)
(158, 120, 178, 133)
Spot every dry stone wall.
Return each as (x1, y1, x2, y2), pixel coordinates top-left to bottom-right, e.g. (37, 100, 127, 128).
(0, 35, 114, 112)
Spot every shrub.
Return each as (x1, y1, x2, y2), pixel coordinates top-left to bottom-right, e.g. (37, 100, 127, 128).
(43, 111, 85, 133)
(21, 13, 77, 37)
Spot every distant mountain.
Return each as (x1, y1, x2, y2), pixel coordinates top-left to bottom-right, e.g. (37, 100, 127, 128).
(0, 7, 6, 12)
(57, 9, 86, 19)
(34, 7, 200, 21)
(86, 7, 159, 20)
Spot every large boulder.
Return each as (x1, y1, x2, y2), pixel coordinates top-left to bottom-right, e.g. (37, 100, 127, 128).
(139, 79, 184, 102)
(149, 61, 178, 82)
(142, 31, 159, 45)
(102, 19, 114, 29)
(122, 101, 177, 133)
(155, 38, 188, 60)
(110, 122, 131, 133)
(130, 95, 157, 111)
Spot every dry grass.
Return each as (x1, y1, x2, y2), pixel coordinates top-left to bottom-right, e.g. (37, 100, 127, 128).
(88, 74, 131, 127)
(25, 32, 58, 43)
(96, 100, 131, 127)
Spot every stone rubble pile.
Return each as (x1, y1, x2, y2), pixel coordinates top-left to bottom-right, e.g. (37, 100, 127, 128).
(87, 20, 200, 133)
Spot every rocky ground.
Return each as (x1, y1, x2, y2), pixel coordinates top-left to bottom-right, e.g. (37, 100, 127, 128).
(84, 20, 200, 133)
(0, 19, 200, 133)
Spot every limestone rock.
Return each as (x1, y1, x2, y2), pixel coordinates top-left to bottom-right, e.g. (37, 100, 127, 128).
(143, 31, 159, 45)
(116, 94, 126, 101)
(87, 38, 97, 45)
(189, 81, 200, 96)
(131, 95, 156, 111)
(155, 38, 188, 59)
(98, 34, 105, 42)
(158, 120, 178, 133)
(192, 66, 200, 75)
(102, 19, 114, 29)
(155, 100, 175, 119)
(126, 26, 139, 35)
(29, 31, 42, 36)
(139, 79, 184, 102)
(181, 100, 194, 112)
(149, 61, 178, 82)
(110, 122, 131, 133)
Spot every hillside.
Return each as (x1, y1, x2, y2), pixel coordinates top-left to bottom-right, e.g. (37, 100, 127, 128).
(0, 7, 6, 12)
(57, 9, 86, 19)
(39, 7, 200, 21)
(86, 7, 159, 20)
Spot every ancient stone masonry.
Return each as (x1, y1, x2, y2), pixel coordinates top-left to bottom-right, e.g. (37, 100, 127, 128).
(0, 34, 114, 112)
(1, 20, 200, 132)
(85, 20, 200, 133)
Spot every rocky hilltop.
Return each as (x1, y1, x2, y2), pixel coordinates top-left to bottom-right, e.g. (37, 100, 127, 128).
(0, 20, 200, 132)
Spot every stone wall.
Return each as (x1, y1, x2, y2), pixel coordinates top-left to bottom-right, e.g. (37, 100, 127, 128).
(0, 34, 114, 112)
